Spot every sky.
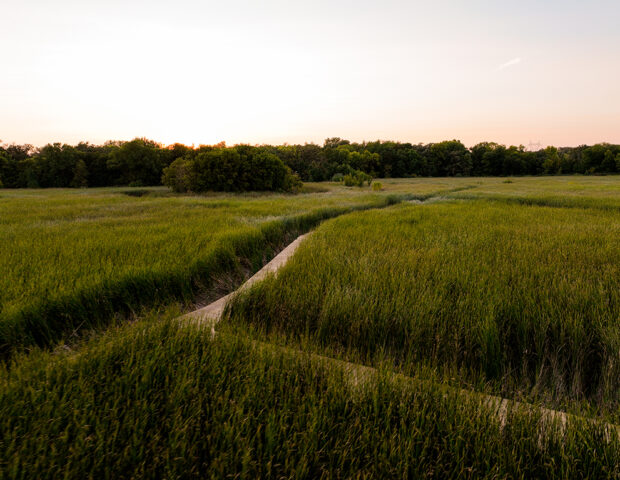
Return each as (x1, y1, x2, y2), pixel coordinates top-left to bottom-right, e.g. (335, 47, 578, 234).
(1, 0, 619, 148)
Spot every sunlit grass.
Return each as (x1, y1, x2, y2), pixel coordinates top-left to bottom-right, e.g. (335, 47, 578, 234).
(1, 177, 619, 476)
(0, 186, 420, 354)
(227, 199, 620, 419)
(448, 175, 620, 209)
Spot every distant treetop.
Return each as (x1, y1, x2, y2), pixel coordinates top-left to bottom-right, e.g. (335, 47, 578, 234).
(0, 138, 618, 190)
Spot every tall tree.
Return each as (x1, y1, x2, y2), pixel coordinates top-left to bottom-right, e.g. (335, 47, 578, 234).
(71, 159, 89, 187)
(107, 138, 164, 185)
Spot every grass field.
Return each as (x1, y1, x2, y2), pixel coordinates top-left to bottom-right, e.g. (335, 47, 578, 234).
(0, 185, 431, 355)
(1, 176, 619, 478)
(227, 198, 620, 419)
(1, 314, 617, 479)
(449, 175, 620, 210)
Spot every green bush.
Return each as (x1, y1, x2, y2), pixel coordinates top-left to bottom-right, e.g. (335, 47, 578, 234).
(161, 157, 195, 193)
(343, 169, 372, 187)
(162, 146, 300, 193)
(342, 174, 357, 186)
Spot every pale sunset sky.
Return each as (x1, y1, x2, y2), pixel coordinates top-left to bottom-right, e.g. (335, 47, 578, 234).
(1, 0, 619, 147)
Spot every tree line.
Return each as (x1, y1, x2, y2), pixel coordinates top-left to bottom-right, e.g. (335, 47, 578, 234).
(1, 137, 619, 191)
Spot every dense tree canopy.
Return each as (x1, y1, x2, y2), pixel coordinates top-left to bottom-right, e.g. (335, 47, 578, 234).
(162, 145, 300, 193)
(107, 138, 167, 186)
(0, 138, 618, 191)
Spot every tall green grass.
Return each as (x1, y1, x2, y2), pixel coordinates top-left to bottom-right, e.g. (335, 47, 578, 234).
(2, 177, 620, 477)
(227, 200, 620, 417)
(448, 175, 620, 210)
(1, 314, 616, 479)
(0, 187, 419, 356)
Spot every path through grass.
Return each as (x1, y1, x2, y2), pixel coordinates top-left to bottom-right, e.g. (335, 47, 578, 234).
(0, 186, 423, 355)
(227, 198, 620, 419)
(1, 314, 617, 479)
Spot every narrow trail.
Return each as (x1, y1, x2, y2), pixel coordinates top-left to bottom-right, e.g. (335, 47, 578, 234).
(181, 233, 309, 328)
(245, 339, 620, 443)
(179, 227, 620, 443)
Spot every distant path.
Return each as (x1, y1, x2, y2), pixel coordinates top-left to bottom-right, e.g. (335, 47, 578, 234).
(181, 233, 309, 327)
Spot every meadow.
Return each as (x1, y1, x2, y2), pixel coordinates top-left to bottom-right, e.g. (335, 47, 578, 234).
(0, 176, 619, 478)
(452, 175, 620, 210)
(1, 314, 617, 479)
(0, 185, 429, 355)
(227, 198, 620, 419)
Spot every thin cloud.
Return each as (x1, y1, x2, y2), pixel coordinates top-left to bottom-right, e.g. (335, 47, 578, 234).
(497, 57, 522, 71)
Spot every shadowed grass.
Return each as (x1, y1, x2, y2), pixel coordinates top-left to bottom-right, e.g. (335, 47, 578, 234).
(0, 314, 617, 479)
(0, 187, 422, 356)
(227, 200, 620, 419)
(2, 177, 620, 477)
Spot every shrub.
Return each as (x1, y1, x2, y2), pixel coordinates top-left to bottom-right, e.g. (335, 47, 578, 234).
(343, 170, 372, 187)
(107, 138, 166, 186)
(163, 146, 301, 193)
(162, 157, 196, 193)
(372, 182, 383, 191)
(343, 174, 357, 186)
(282, 171, 303, 193)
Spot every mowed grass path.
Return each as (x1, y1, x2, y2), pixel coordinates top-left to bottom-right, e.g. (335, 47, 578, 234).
(227, 198, 620, 418)
(0, 186, 422, 354)
(1, 177, 619, 477)
(1, 316, 616, 479)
